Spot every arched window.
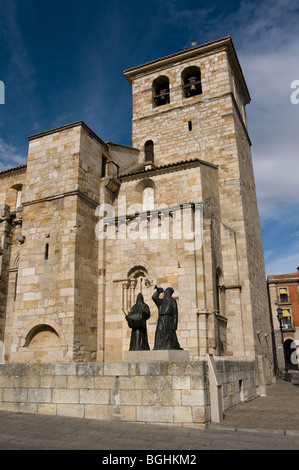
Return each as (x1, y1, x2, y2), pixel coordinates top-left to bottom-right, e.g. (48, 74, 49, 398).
(144, 140, 154, 162)
(181, 66, 202, 98)
(152, 75, 170, 107)
(128, 265, 148, 282)
(123, 266, 149, 313)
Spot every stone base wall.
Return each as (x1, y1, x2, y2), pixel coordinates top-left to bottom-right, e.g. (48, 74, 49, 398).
(0, 358, 263, 427)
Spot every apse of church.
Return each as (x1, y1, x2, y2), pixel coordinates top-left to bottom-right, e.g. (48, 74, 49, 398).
(0, 37, 272, 377)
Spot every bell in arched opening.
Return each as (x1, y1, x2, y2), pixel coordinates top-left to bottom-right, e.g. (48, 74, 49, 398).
(182, 66, 202, 98)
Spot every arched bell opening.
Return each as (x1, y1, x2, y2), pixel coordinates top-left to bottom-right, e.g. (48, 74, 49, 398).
(181, 66, 202, 98)
(152, 75, 170, 107)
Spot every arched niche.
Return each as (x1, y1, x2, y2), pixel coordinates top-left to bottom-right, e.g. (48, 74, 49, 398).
(25, 324, 60, 348)
(6, 184, 23, 211)
(134, 179, 156, 210)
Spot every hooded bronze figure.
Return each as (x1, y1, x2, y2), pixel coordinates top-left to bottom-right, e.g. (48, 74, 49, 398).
(125, 293, 151, 351)
(152, 286, 183, 350)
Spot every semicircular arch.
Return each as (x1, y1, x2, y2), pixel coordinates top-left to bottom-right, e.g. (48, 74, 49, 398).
(24, 324, 60, 348)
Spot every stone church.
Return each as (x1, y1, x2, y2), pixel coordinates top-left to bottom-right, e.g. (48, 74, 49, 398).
(0, 37, 273, 378)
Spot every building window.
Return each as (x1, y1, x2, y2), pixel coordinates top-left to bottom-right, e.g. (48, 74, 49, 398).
(188, 121, 193, 131)
(152, 76, 170, 107)
(12, 254, 19, 302)
(122, 265, 151, 314)
(281, 309, 292, 329)
(215, 267, 224, 315)
(144, 140, 154, 162)
(101, 155, 108, 177)
(45, 243, 49, 260)
(181, 66, 202, 98)
(279, 287, 289, 303)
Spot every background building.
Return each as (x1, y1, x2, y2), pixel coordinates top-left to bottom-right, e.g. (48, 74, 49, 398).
(268, 269, 299, 378)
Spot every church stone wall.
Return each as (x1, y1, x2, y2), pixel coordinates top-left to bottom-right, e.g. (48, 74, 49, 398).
(0, 357, 259, 426)
(4, 124, 107, 363)
(103, 164, 206, 362)
(100, 160, 225, 362)
(6, 126, 82, 362)
(234, 113, 272, 366)
(0, 39, 273, 383)
(0, 168, 26, 352)
(130, 52, 238, 170)
(126, 42, 272, 370)
(0, 167, 27, 208)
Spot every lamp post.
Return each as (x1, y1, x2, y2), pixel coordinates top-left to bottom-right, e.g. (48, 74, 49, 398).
(277, 307, 289, 381)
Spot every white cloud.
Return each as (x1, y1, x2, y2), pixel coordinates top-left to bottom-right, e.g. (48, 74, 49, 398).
(0, 0, 34, 79)
(166, 0, 299, 207)
(163, 0, 299, 275)
(265, 243, 299, 276)
(231, 1, 299, 215)
(253, 151, 299, 206)
(0, 138, 26, 171)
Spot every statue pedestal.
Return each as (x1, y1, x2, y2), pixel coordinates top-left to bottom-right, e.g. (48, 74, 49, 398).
(123, 349, 189, 362)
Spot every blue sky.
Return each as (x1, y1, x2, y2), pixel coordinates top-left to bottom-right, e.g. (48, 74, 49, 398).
(0, 0, 298, 276)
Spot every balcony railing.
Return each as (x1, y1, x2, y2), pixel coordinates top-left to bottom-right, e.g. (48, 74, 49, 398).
(278, 296, 291, 304)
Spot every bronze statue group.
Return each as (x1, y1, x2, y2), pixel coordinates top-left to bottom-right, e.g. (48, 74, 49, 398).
(125, 286, 183, 351)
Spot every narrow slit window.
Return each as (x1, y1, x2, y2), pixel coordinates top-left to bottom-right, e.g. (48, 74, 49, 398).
(14, 271, 18, 301)
(144, 140, 154, 162)
(188, 121, 192, 131)
(101, 156, 108, 177)
(45, 243, 49, 260)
